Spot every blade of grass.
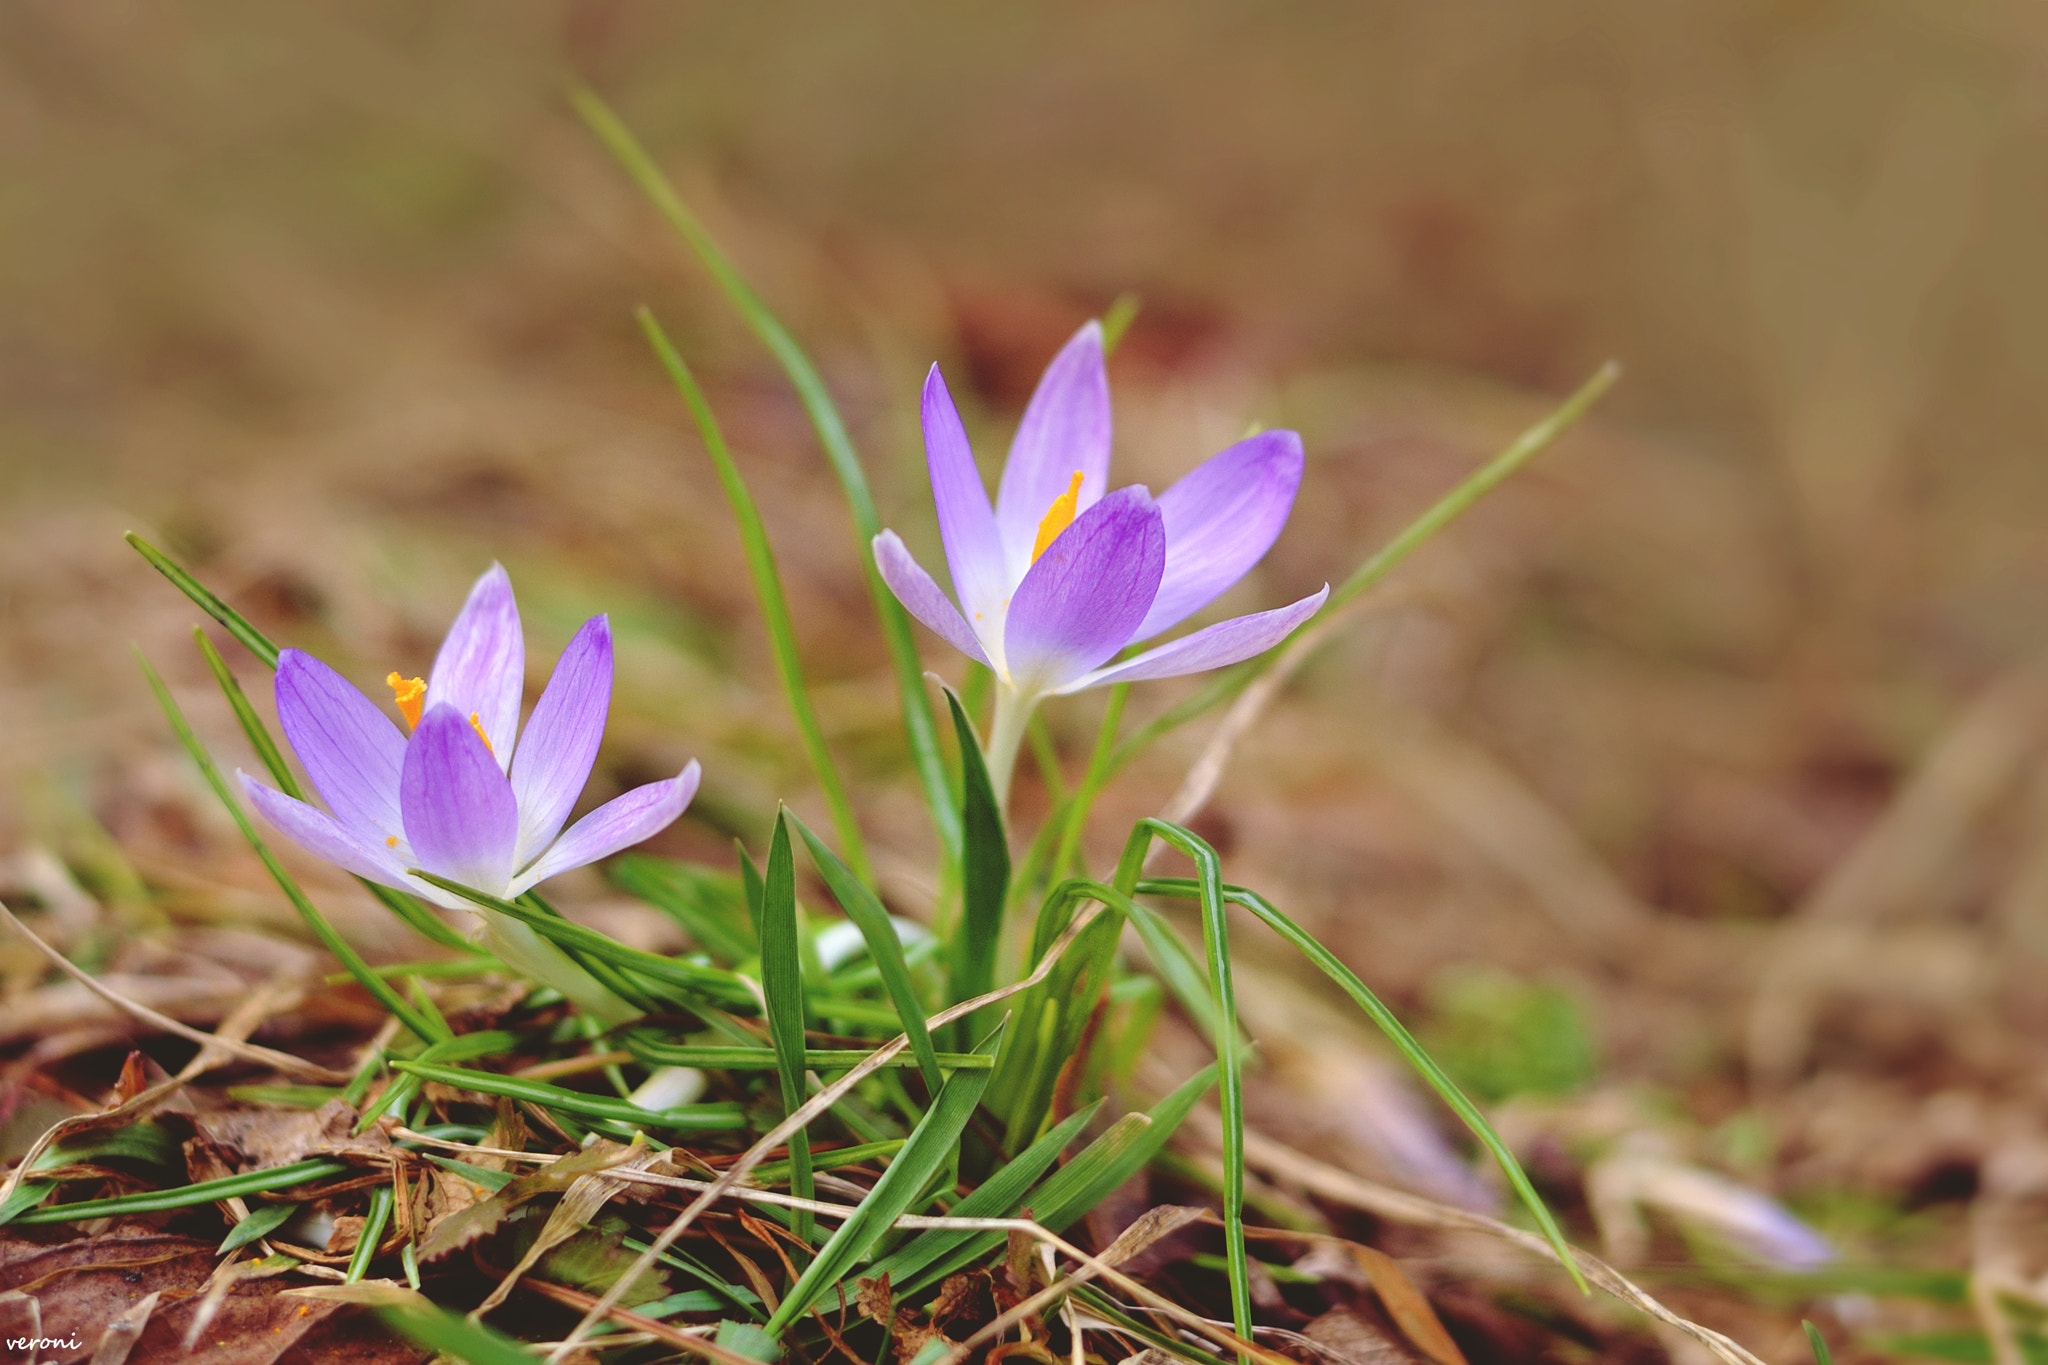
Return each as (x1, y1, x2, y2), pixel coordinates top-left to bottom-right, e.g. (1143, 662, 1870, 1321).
(127, 532, 280, 667)
(1114, 821, 1251, 1358)
(1138, 874, 1589, 1294)
(763, 1022, 1005, 1334)
(355, 1030, 519, 1135)
(410, 873, 755, 1009)
(218, 1202, 295, 1254)
(1108, 362, 1621, 776)
(390, 1062, 747, 1132)
(760, 812, 815, 1245)
(942, 689, 1008, 1036)
(1803, 1322, 1833, 1365)
(984, 878, 1126, 1150)
(620, 1036, 990, 1072)
(607, 855, 755, 962)
(861, 1099, 1099, 1291)
(139, 650, 444, 1043)
(11, 1158, 350, 1223)
(640, 310, 871, 883)
(518, 888, 664, 1016)
(788, 811, 943, 1096)
(345, 1183, 393, 1283)
(573, 86, 957, 867)
(378, 1299, 538, 1365)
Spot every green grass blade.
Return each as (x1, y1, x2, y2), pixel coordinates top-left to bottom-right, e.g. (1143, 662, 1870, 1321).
(764, 1024, 1003, 1334)
(607, 855, 755, 962)
(1804, 1321, 1833, 1365)
(127, 532, 280, 667)
(985, 879, 1126, 1151)
(345, 1183, 393, 1283)
(897, 1065, 1217, 1296)
(410, 873, 755, 1009)
(787, 811, 943, 1096)
(1116, 821, 1250, 1357)
(639, 310, 872, 883)
(378, 1299, 538, 1365)
(862, 1099, 1100, 1291)
(619, 1036, 990, 1073)
(1138, 874, 1589, 1294)
(355, 1030, 518, 1134)
(517, 888, 663, 1016)
(11, 1158, 350, 1224)
(390, 1062, 746, 1132)
(1107, 362, 1621, 776)
(760, 811, 815, 1244)
(942, 689, 1008, 1032)
(139, 650, 445, 1043)
(218, 1201, 294, 1254)
(572, 86, 958, 867)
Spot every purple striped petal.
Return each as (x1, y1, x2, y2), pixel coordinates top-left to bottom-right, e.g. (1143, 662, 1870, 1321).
(510, 615, 613, 869)
(921, 367, 1010, 627)
(1004, 486, 1165, 693)
(1053, 584, 1329, 694)
(424, 564, 524, 770)
(1134, 430, 1305, 640)
(995, 322, 1111, 578)
(240, 771, 411, 890)
(873, 531, 992, 666)
(511, 760, 700, 894)
(273, 649, 407, 844)
(401, 704, 519, 897)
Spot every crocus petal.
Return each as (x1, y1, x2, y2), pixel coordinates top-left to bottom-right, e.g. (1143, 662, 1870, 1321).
(511, 760, 700, 894)
(995, 321, 1111, 578)
(1133, 429, 1305, 640)
(1052, 584, 1329, 694)
(921, 366, 1010, 643)
(273, 648, 407, 843)
(240, 771, 411, 889)
(872, 531, 991, 667)
(424, 563, 524, 770)
(509, 615, 612, 870)
(1004, 486, 1165, 694)
(401, 704, 519, 897)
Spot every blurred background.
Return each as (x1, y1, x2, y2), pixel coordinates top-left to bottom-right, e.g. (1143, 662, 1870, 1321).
(5, 2, 2048, 1355)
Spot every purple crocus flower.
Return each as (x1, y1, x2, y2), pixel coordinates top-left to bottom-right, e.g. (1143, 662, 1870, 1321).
(872, 321, 1327, 793)
(239, 566, 699, 1008)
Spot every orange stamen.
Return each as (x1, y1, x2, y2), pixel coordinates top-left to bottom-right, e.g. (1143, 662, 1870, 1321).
(1030, 470, 1086, 563)
(386, 673, 426, 729)
(468, 712, 495, 757)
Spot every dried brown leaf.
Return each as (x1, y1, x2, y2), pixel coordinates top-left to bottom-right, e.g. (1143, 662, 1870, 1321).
(417, 1138, 632, 1262)
(1350, 1246, 1469, 1365)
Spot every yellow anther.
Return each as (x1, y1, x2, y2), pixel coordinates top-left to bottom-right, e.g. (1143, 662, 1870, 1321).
(386, 835, 399, 848)
(468, 711, 495, 757)
(386, 673, 426, 729)
(1031, 470, 1086, 563)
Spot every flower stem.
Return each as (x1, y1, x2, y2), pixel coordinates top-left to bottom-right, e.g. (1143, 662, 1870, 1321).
(984, 685, 1035, 813)
(480, 915, 637, 1028)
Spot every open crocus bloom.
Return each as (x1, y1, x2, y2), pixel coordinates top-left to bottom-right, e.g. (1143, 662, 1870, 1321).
(872, 320, 1327, 789)
(240, 566, 699, 1025)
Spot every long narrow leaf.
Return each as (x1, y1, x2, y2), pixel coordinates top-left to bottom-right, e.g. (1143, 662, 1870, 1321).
(127, 532, 280, 667)
(1107, 362, 1621, 776)
(760, 812, 815, 1243)
(1138, 875, 1589, 1294)
(139, 651, 445, 1043)
(572, 86, 958, 867)
(1116, 821, 1251, 1354)
(640, 310, 871, 883)
(943, 690, 1008, 1036)
(861, 1099, 1100, 1291)
(391, 1062, 746, 1132)
(11, 1158, 349, 1224)
(764, 1023, 1003, 1334)
(378, 1299, 538, 1365)
(787, 812, 942, 1095)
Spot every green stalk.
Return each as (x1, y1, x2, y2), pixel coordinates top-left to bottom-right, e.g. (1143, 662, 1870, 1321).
(1108, 361, 1621, 775)
(573, 86, 959, 868)
(639, 309, 871, 883)
(11, 1158, 349, 1223)
(345, 1184, 393, 1283)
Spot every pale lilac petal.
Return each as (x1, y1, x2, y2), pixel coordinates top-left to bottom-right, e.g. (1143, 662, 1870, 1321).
(995, 322, 1111, 578)
(511, 761, 700, 894)
(510, 616, 613, 870)
(401, 704, 519, 897)
(1053, 585, 1329, 694)
(872, 531, 991, 667)
(1134, 430, 1305, 640)
(1004, 486, 1164, 693)
(240, 771, 411, 889)
(921, 366, 1010, 635)
(273, 649, 407, 844)
(424, 564, 523, 770)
